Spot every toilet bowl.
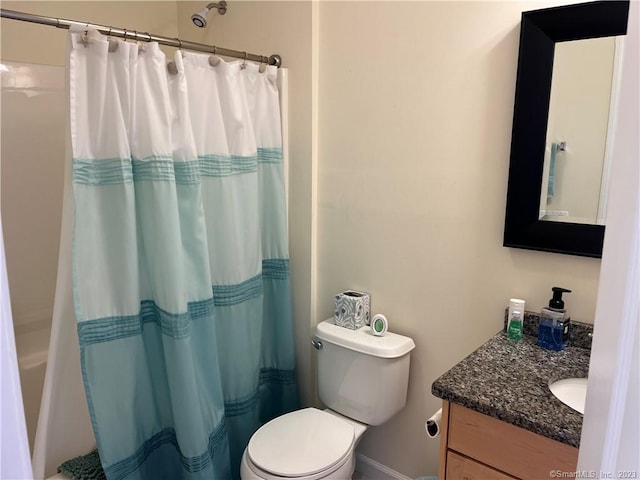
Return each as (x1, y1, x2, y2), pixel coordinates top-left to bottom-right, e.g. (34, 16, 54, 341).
(240, 319, 415, 480)
(240, 408, 367, 480)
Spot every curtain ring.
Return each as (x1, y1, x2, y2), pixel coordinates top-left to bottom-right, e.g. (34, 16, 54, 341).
(173, 38, 184, 58)
(133, 30, 146, 53)
(147, 32, 152, 42)
(107, 26, 119, 53)
(123, 28, 127, 41)
(80, 22, 90, 46)
(209, 46, 221, 67)
(241, 51, 248, 69)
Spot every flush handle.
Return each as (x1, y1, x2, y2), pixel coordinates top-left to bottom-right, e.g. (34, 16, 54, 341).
(311, 339, 323, 350)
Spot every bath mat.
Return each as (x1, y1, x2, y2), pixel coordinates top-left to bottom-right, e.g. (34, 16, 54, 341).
(58, 449, 106, 480)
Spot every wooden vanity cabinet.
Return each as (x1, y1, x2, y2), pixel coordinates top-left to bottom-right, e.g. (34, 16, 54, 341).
(438, 401, 579, 480)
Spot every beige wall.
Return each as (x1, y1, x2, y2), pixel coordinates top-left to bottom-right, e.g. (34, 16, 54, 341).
(317, 2, 600, 477)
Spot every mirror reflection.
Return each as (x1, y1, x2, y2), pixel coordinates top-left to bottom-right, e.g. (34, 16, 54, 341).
(539, 36, 623, 225)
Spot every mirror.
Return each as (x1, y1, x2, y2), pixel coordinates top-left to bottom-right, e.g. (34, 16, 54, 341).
(503, 0, 629, 258)
(540, 36, 621, 225)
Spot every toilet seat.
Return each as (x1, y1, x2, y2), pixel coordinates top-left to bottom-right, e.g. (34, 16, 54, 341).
(246, 408, 355, 478)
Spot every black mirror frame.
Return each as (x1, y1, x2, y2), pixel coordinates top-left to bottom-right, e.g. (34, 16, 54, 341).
(503, 0, 629, 258)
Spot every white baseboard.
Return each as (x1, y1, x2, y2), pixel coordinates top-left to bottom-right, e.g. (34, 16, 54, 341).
(355, 453, 413, 480)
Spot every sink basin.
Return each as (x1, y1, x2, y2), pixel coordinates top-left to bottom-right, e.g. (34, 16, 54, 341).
(549, 378, 588, 414)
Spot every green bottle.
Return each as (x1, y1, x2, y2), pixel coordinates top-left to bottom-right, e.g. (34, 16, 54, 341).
(507, 310, 523, 341)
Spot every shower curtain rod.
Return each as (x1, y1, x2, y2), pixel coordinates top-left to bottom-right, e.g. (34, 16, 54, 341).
(0, 8, 282, 67)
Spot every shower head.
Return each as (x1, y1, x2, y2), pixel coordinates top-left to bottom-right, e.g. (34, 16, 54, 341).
(191, 1, 227, 28)
(191, 9, 208, 28)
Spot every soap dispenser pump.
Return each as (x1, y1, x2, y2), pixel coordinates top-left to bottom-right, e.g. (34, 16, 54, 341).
(537, 287, 571, 351)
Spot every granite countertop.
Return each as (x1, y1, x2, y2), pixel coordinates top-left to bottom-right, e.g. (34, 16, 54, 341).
(431, 329, 591, 448)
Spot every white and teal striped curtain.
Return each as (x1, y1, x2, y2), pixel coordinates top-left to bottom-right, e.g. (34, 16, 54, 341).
(68, 30, 297, 479)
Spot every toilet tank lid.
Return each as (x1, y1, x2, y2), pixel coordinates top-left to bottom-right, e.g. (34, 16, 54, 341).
(315, 319, 415, 358)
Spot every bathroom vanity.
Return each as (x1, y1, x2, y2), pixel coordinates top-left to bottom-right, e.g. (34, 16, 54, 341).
(432, 321, 591, 480)
(437, 401, 577, 479)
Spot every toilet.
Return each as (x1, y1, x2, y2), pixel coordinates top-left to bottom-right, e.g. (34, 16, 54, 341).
(240, 318, 415, 480)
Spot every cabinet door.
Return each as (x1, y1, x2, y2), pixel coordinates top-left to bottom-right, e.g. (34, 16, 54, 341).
(447, 403, 578, 479)
(446, 452, 516, 480)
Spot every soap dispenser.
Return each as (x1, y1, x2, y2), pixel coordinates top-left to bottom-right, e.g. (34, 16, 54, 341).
(537, 287, 571, 351)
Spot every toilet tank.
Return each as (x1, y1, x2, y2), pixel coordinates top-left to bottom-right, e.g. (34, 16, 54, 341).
(314, 319, 415, 426)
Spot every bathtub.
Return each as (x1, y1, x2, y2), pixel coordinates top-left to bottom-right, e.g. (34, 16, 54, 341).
(15, 315, 95, 480)
(15, 316, 51, 454)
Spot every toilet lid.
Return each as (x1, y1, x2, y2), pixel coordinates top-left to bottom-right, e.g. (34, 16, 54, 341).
(247, 408, 355, 477)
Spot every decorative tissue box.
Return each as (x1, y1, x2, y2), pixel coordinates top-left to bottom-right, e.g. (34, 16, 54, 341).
(334, 290, 371, 330)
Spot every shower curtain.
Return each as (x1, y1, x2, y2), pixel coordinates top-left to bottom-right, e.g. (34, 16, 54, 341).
(64, 29, 297, 479)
